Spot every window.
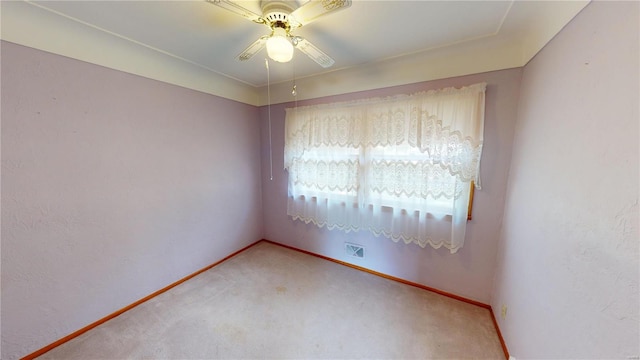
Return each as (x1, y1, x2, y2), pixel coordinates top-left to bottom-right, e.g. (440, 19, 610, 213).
(284, 83, 486, 253)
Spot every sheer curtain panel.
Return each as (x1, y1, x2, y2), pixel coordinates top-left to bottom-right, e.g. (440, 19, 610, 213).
(284, 83, 486, 253)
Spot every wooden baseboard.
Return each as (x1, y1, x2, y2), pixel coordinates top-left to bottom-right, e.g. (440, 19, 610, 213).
(261, 239, 489, 308)
(260, 238, 510, 360)
(22, 238, 510, 360)
(21, 240, 261, 360)
(489, 307, 510, 360)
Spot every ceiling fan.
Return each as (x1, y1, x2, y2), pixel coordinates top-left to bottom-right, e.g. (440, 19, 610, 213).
(206, 0, 352, 68)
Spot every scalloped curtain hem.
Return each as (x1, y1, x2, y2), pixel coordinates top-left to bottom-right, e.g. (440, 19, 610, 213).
(288, 214, 460, 254)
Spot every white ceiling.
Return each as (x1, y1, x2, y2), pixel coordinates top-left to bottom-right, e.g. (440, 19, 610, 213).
(1, 0, 589, 105)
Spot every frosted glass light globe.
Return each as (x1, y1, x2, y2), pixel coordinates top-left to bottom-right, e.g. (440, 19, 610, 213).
(266, 28, 294, 63)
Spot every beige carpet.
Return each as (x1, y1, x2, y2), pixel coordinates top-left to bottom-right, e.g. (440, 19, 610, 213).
(38, 241, 505, 359)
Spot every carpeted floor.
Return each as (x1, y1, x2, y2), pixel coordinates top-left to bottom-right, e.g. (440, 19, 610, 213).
(39, 241, 505, 359)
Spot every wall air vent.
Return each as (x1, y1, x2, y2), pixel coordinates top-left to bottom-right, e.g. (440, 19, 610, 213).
(345, 243, 365, 259)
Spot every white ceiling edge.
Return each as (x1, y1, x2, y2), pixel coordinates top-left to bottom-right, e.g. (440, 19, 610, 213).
(0, 1, 260, 106)
(258, 0, 590, 106)
(259, 34, 524, 105)
(1, 0, 589, 108)
(517, 1, 591, 63)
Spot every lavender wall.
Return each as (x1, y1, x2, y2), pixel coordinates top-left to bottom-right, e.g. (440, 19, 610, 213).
(1, 41, 263, 359)
(491, 2, 639, 358)
(260, 68, 522, 304)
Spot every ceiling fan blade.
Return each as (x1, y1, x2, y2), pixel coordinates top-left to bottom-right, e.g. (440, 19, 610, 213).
(289, 0, 352, 27)
(237, 36, 268, 61)
(294, 37, 335, 68)
(206, 0, 264, 24)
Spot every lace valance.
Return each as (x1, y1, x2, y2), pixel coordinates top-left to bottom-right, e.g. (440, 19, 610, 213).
(285, 83, 485, 187)
(284, 83, 486, 253)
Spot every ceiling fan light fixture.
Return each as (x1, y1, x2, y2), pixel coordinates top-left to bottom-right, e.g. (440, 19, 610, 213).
(266, 27, 293, 63)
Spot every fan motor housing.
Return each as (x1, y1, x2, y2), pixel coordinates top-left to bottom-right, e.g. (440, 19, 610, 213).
(261, 0, 296, 25)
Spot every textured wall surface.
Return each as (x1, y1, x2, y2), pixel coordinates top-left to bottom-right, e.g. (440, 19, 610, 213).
(491, 2, 639, 358)
(1, 41, 263, 359)
(260, 69, 522, 304)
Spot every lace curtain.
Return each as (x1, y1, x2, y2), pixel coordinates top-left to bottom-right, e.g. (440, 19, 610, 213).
(284, 83, 486, 253)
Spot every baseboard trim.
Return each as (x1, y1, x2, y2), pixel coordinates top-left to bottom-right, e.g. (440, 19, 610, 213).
(261, 238, 511, 359)
(489, 307, 510, 359)
(20, 240, 261, 360)
(22, 238, 510, 359)
(261, 239, 489, 308)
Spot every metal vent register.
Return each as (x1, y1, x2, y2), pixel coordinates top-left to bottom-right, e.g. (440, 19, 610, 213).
(345, 243, 364, 259)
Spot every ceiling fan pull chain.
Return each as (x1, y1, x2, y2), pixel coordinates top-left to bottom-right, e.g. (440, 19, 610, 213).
(293, 62, 298, 127)
(266, 58, 273, 181)
(292, 61, 297, 97)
